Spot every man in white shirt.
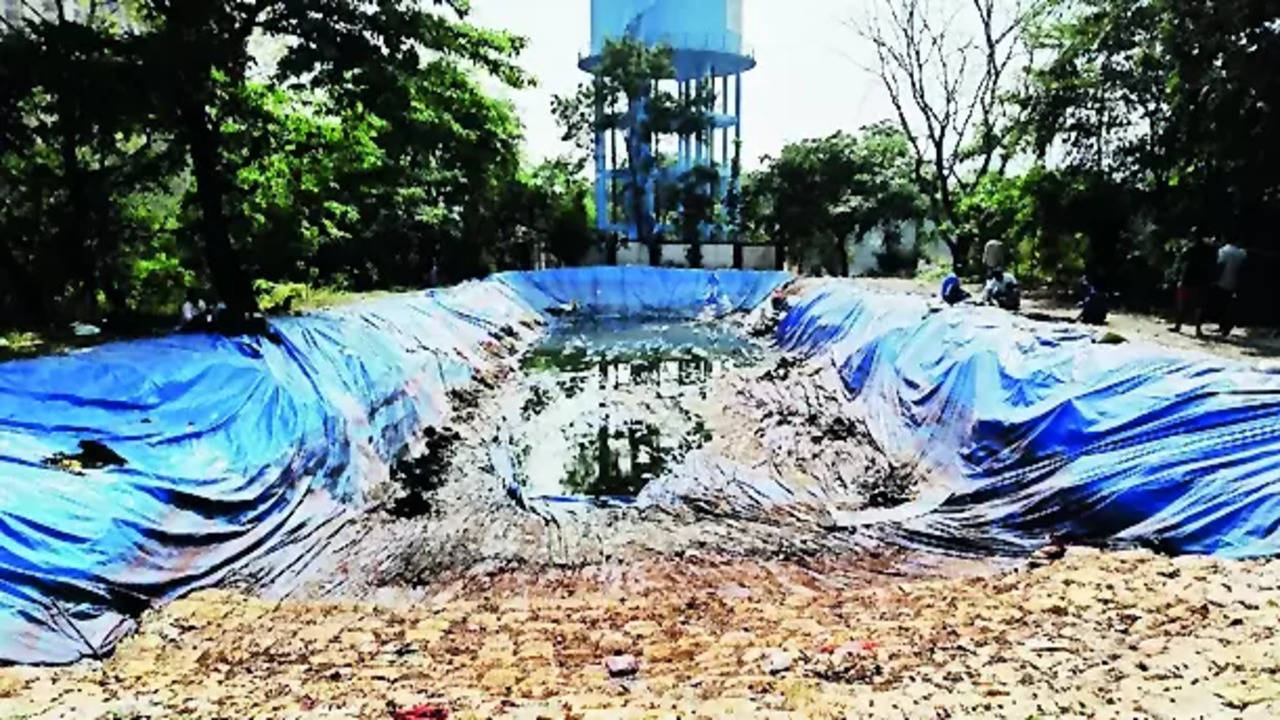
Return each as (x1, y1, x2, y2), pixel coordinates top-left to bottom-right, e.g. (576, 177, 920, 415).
(982, 238, 1006, 280)
(1214, 241, 1247, 336)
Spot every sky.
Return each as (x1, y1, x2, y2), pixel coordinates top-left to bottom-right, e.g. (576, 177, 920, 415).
(469, 0, 896, 170)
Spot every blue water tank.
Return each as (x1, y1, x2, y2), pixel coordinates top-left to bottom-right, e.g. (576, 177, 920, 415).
(581, 0, 755, 79)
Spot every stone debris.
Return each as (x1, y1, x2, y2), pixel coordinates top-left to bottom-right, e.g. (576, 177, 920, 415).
(762, 649, 794, 675)
(4, 549, 1279, 719)
(604, 654, 640, 678)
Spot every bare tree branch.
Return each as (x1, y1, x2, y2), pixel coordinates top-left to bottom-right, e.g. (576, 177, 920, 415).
(20, 0, 51, 22)
(853, 0, 1044, 267)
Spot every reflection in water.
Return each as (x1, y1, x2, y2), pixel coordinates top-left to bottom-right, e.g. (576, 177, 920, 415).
(517, 320, 759, 499)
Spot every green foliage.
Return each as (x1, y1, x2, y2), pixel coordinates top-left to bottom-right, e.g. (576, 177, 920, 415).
(742, 122, 927, 276)
(517, 159, 596, 267)
(990, 0, 1278, 312)
(0, 1, 181, 323)
(0, 0, 586, 332)
(222, 83, 385, 282)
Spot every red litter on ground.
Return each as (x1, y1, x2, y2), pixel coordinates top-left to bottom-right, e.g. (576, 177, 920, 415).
(392, 704, 449, 720)
(818, 640, 879, 655)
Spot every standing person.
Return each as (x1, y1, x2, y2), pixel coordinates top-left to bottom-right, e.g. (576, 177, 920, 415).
(1172, 235, 1217, 337)
(1078, 277, 1109, 325)
(1214, 239, 1248, 336)
(982, 238, 1006, 281)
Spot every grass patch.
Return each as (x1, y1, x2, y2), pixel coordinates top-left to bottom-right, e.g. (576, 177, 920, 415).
(915, 264, 951, 285)
(253, 280, 406, 314)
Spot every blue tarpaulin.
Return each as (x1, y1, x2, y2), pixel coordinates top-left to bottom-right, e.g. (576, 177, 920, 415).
(2, 268, 1278, 664)
(778, 284, 1280, 558)
(0, 268, 787, 664)
(497, 266, 788, 317)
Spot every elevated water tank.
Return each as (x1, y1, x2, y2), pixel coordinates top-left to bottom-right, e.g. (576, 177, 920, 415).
(580, 0, 756, 79)
(580, 0, 758, 253)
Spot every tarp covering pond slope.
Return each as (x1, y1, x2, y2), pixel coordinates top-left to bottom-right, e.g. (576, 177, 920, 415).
(2, 268, 1278, 664)
(778, 284, 1280, 559)
(0, 269, 785, 664)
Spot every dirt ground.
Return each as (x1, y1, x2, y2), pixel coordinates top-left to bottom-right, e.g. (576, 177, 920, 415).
(858, 276, 1280, 365)
(3, 549, 1278, 719)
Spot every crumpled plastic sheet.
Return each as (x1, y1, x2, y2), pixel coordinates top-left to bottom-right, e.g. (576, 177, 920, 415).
(778, 285, 1280, 559)
(0, 268, 789, 665)
(6, 268, 1277, 664)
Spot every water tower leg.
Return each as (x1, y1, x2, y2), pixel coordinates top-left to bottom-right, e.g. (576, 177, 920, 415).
(595, 87, 607, 231)
(610, 127, 619, 225)
(735, 72, 743, 145)
(694, 79, 704, 167)
(707, 68, 715, 168)
(722, 75, 730, 181)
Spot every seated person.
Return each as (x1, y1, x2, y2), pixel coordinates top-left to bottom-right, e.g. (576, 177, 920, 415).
(984, 272, 1020, 311)
(941, 274, 968, 305)
(1078, 280, 1109, 325)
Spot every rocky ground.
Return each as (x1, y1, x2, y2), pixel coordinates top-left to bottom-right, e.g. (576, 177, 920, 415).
(3, 549, 1278, 719)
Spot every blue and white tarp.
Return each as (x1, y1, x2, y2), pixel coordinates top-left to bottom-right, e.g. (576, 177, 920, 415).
(2, 268, 1278, 664)
(778, 284, 1280, 559)
(0, 268, 787, 664)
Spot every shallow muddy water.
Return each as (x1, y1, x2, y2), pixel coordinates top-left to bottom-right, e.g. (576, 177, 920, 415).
(515, 318, 764, 499)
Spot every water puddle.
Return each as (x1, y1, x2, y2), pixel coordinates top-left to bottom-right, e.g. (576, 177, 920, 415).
(514, 318, 762, 499)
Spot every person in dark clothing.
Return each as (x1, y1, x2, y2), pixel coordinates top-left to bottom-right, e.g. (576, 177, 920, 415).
(1172, 236, 1217, 336)
(1078, 278, 1109, 325)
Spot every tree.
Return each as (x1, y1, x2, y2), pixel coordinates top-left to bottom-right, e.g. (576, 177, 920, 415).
(1012, 0, 1280, 311)
(0, 0, 542, 329)
(478, 158, 595, 271)
(656, 163, 721, 268)
(131, 0, 529, 316)
(858, 0, 1046, 271)
(742, 123, 927, 276)
(0, 1, 178, 324)
(523, 159, 595, 267)
(218, 82, 385, 285)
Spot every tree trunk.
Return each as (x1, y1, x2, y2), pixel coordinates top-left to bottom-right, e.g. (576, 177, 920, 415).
(949, 235, 973, 277)
(0, 236, 51, 324)
(836, 235, 850, 277)
(179, 96, 259, 315)
(54, 8, 98, 319)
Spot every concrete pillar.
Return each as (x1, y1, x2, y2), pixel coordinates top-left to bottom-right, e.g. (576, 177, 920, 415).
(735, 72, 743, 145)
(594, 81, 607, 231)
(609, 127, 619, 225)
(722, 75, 730, 179)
